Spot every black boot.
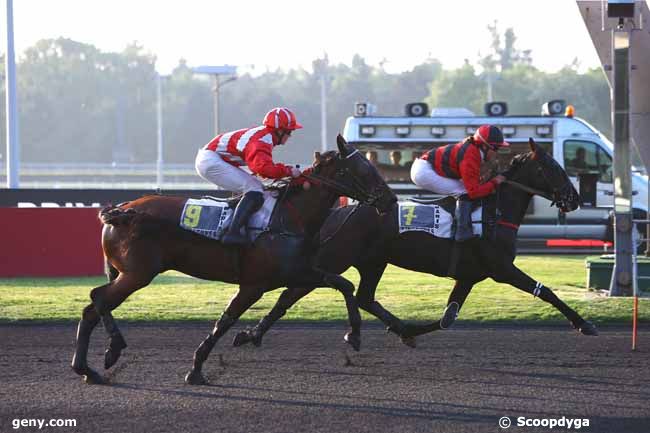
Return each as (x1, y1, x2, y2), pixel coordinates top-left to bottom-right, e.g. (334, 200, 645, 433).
(222, 191, 264, 245)
(454, 194, 474, 242)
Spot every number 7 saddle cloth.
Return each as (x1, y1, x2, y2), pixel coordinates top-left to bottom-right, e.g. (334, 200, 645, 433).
(398, 196, 496, 239)
(179, 191, 277, 243)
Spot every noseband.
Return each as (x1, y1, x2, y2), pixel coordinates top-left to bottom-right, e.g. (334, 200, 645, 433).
(504, 154, 575, 210)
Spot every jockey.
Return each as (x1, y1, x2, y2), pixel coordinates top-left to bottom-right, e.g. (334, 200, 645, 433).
(410, 124, 509, 241)
(195, 107, 303, 245)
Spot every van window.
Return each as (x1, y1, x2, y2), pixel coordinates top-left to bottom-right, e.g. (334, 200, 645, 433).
(563, 140, 613, 183)
(364, 149, 425, 182)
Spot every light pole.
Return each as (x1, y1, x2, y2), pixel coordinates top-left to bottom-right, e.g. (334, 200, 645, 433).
(192, 65, 237, 136)
(314, 54, 329, 153)
(155, 73, 169, 189)
(5, 0, 20, 188)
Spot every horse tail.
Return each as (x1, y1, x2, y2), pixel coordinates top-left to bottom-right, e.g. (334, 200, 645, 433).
(99, 205, 137, 226)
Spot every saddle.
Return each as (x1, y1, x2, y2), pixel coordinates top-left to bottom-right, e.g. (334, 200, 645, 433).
(398, 195, 496, 240)
(179, 192, 278, 243)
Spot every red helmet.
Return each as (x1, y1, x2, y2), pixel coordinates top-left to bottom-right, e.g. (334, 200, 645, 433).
(263, 107, 303, 131)
(473, 125, 510, 151)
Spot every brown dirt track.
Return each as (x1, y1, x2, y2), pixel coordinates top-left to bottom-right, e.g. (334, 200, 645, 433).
(1, 322, 649, 433)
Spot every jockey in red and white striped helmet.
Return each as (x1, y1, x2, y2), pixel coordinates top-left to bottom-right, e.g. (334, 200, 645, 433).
(195, 107, 303, 245)
(263, 107, 303, 131)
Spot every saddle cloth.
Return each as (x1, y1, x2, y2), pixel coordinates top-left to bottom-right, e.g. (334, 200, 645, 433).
(398, 200, 483, 239)
(179, 191, 278, 243)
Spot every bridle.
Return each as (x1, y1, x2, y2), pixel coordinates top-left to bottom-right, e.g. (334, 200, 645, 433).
(503, 152, 577, 212)
(303, 149, 391, 209)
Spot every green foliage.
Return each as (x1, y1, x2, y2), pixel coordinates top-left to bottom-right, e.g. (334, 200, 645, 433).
(0, 29, 611, 167)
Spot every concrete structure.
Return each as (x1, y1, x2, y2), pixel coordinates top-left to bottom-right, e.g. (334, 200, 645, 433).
(577, 0, 650, 296)
(577, 1, 650, 171)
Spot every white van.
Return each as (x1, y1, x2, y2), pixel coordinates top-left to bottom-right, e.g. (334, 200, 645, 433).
(342, 101, 649, 243)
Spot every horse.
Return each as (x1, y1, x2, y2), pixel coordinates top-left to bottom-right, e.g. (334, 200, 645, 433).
(233, 138, 598, 348)
(70, 135, 397, 385)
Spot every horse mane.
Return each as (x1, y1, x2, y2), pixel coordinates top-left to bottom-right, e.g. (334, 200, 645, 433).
(502, 151, 534, 179)
(274, 150, 340, 200)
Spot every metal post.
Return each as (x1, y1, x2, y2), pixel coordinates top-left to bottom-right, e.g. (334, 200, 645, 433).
(320, 55, 328, 153)
(646, 176, 650, 256)
(486, 69, 494, 102)
(156, 73, 164, 189)
(609, 28, 634, 297)
(5, 0, 20, 188)
(212, 75, 220, 136)
(192, 66, 236, 137)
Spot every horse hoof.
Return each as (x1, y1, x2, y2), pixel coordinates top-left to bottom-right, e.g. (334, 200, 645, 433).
(400, 323, 420, 339)
(104, 348, 122, 370)
(232, 331, 252, 347)
(440, 302, 459, 329)
(344, 332, 361, 352)
(400, 336, 417, 349)
(252, 335, 263, 347)
(83, 369, 106, 385)
(578, 321, 598, 336)
(185, 370, 208, 386)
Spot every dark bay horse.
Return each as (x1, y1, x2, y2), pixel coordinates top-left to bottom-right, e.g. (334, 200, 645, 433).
(233, 138, 597, 348)
(71, 136, 396, 385)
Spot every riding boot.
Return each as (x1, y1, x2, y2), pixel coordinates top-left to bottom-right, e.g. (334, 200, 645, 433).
(454, 194, 474, 242)
(222, 191, 264, 245)
(448, 195, 474, 277)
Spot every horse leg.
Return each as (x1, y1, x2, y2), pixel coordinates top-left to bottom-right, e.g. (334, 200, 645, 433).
(233, 272, 362, 350)
(71, 260, 126, 384)
(233, 286, 315, 348)
(492, 263, 598, 336)
(99, 260, 128, 370)
(186, 286, 264, 385)
(354, 263, 415, 347)
(322, 272, 362, 351)
(400, 279, 478, 339)
(438, 278, 477, 329)
(86, 272, 155, 379)
(356, 263, 402, 331)
(71, 302, 102, 384)
(288, 268, 362, 350)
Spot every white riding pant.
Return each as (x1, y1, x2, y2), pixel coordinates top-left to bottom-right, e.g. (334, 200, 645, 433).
(410, 158, 466, 196)
(195, 149, 263, 193)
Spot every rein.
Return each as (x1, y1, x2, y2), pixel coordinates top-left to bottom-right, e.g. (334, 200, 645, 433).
(302, 150, 379, 205)
(319, 205, 361, 245)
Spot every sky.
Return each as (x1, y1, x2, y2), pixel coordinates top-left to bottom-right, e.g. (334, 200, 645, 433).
(3, 0, 613, 75)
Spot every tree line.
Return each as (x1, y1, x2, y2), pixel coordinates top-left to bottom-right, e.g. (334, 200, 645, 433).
(0, 27, 611, 167)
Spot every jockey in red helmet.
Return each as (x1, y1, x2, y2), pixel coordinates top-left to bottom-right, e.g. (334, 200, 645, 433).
(195, 107, 303, 245)
(410, 124, 510, 241)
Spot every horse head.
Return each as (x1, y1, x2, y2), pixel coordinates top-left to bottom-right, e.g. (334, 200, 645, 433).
(305, 135, 396, 213)
(503, 138, 580, 213)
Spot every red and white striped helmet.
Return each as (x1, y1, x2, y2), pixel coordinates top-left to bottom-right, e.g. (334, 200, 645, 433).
(263, 107, 303, 131)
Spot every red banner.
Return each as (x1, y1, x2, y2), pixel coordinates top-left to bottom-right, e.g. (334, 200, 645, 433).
(0, 208, 104, 277)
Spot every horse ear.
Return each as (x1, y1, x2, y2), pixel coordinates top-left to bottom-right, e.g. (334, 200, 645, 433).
(314, 151, 321, 163)
(529, 138, 538, 157)
(337, 134, 349, 157)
